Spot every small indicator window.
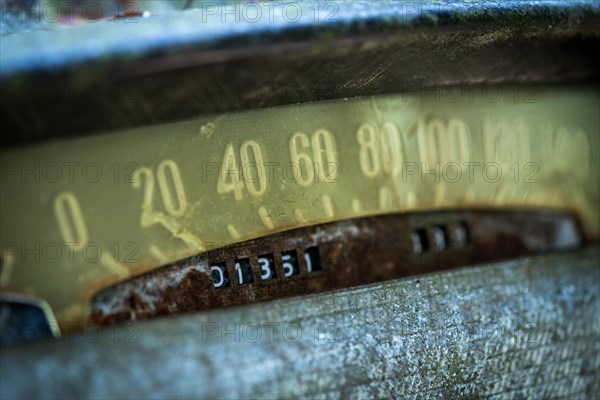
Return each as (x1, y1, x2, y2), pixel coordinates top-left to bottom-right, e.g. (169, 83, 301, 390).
(234, 258, 254, 285)
(413, 229, 429, 253)
(258, 254, 276, 281)
(431, 226, 447, 251)
(451, 222, 470, 247)
(282, 250, 300, 277)
(304, 246, 322, 272)
(211, 263, 230, 288)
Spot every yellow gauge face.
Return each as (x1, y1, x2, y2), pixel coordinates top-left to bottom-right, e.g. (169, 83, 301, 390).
(1, 85, 599, 328)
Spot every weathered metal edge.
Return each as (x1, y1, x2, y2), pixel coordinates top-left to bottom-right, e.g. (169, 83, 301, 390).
(2, 0, 597, 77)
(1, 246, 598, 399)
(1, 0, 599, 145)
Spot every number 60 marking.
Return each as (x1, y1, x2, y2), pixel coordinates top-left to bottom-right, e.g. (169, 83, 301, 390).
(289, 129, 338, 187)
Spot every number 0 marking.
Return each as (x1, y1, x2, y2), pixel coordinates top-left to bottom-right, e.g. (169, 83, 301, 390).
(156, 160, 188, 217)
(418, 118, 470, 165)
(312, 129, 338, 182)
(240, 140, 267, 197)
(54, 192, 89, 250)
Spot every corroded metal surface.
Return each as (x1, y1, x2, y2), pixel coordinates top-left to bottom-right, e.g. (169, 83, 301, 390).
(90, 210, 582, 327)
(1, 246, 598, 399)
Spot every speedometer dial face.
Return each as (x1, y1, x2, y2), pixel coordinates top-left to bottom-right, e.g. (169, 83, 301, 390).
(1, 85, 598, 327)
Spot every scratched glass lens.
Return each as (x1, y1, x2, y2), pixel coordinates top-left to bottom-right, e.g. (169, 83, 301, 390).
(1, 85, 598, 326)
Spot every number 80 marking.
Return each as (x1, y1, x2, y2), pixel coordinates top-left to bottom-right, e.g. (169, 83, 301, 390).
(357, 122, 404, 178)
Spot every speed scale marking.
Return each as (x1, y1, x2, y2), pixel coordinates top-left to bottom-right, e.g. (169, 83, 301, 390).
(0, 86, 598, 328)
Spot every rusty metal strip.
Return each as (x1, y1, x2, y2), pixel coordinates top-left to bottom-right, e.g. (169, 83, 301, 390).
(90, 209, 583, 327)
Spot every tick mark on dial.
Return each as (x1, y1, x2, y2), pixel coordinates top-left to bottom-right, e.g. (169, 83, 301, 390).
(227, 224, 241, 240)
(321, 195, 334, 218)
(258, 206, 275, 230)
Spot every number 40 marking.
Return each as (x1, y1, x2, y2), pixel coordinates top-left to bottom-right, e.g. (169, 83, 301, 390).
(217, 141, 267, 200)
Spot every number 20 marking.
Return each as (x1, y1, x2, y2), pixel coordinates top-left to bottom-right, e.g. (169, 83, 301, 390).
(133, 159, 188, 226)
